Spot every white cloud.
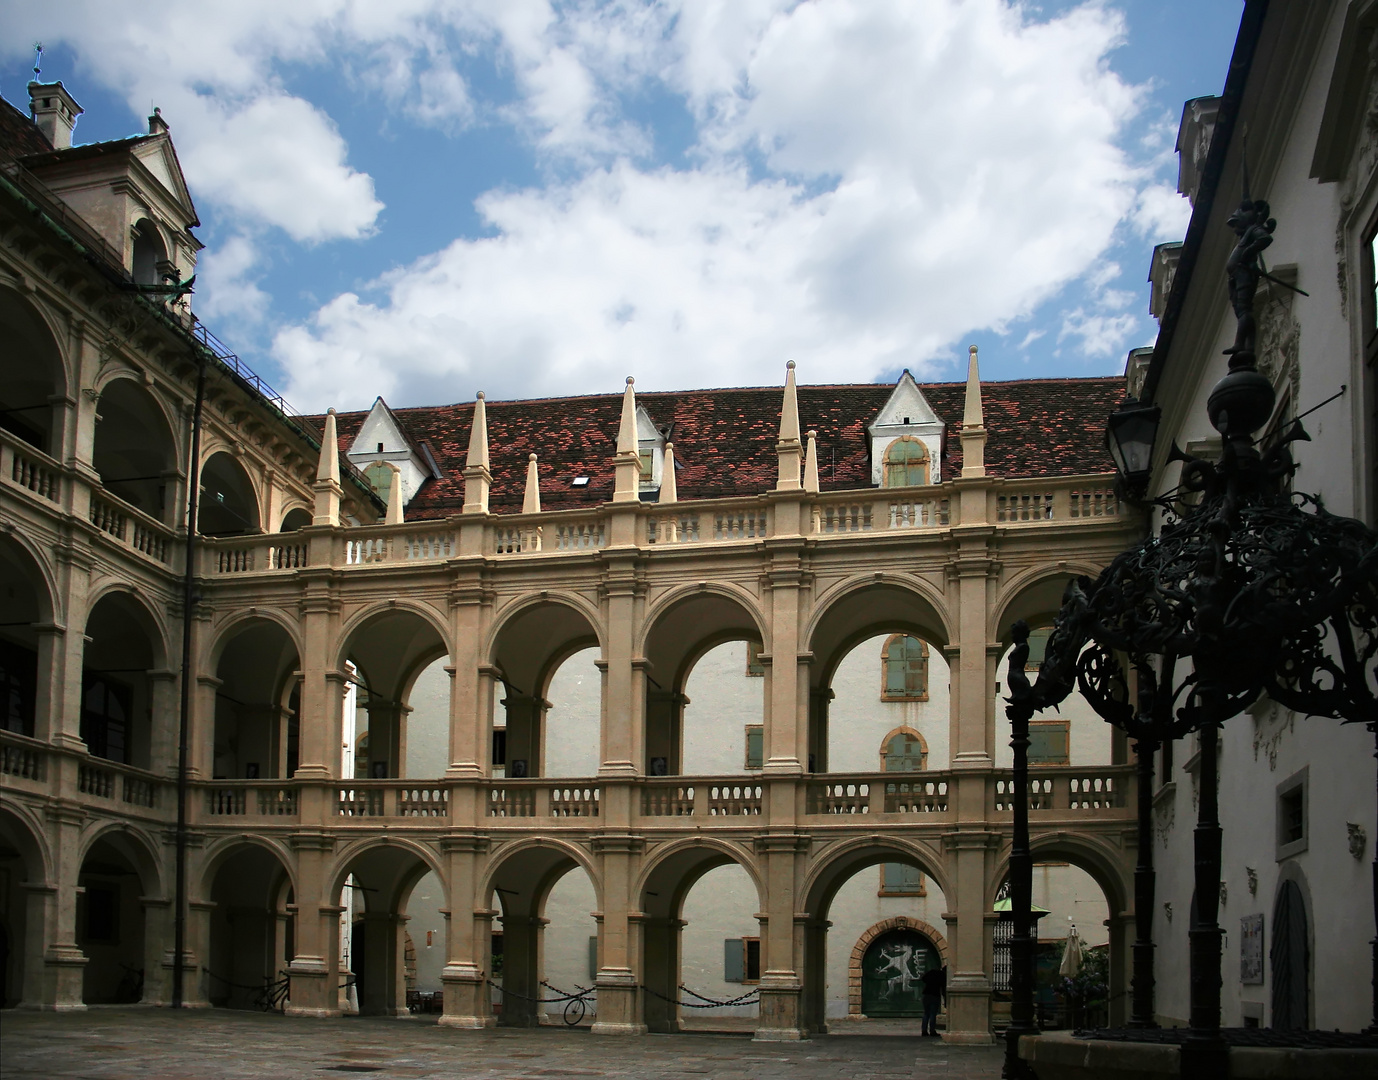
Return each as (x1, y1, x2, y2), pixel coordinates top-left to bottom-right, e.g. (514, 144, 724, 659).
(7, 0, 1158, 406)
(1133, 182, 1192, 241)
(197, 234, 269, 324)
(1059, 307, 1139, 358)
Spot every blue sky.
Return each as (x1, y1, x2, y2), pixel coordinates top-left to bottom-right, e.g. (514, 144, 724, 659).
(1, 2, 1243, 411)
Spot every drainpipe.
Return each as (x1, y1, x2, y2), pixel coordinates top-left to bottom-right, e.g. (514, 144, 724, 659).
(172, 352, 207, 1008)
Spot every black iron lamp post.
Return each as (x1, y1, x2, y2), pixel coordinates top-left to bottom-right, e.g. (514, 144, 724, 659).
(1001, 191, 1378, 1080)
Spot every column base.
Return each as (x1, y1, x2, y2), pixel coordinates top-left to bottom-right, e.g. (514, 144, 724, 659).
(752, 1027, 807, 1042)
(943, 1031, 996, 1045)
(590, 1021, 648, 1036)
(438, 1013, 496, 1029)
(284, 1005, 342, 1018)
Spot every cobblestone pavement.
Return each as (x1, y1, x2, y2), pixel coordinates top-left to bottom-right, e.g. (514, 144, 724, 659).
(1, 1008, 1005, 1080)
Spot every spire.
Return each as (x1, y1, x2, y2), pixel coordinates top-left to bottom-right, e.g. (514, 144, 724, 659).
(312, 409, 342, 526)
(803, 430, 820, 493)
(961, 345, 987, 479)
(466, 391, 489, 469)
(523, 453, 542, 515)
(963, 344, 984, 428)
(384, 466, 404, 525)
(462, 392, 492, 514)
(613, 376, 641, 503)
(317, 409, 340, 483)
(775, 360, 803, 491)
(659, 442, 677, 504)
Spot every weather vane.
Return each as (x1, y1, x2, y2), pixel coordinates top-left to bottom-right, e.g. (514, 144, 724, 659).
(32, 42, 42, 79)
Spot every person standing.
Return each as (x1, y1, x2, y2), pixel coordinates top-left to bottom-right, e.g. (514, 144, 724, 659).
(920, 963, 946, 1037)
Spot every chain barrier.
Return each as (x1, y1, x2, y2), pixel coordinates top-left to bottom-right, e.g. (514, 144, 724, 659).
(486, 979, 595, 1026)
(639, 983, 761, 1008)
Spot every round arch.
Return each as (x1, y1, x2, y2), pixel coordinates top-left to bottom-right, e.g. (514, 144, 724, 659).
(91, 376, 180, 523)
(335, 600, 454, 677)
(0, 801, 54, 886)
(637, 581, 768, 663)
(806, 574, 952, 689)
(848, 915, 950, 1018)
(84, 584, 170, 669)
(78, 822, 164, 898)
(484, 591, 606, 668)
(197, 450, 261, 537)
(131, 217, 169, 286)
(988, 833, 1131, 917)
(327, 836, 447, 915)
(82, 588, 169, 770)
(480, 836, 602, 915)
(197, 835, 299, 903)
(279, 506, 313, 532)
(0, 530, 60, 626)
(206, 608, 305, 673)
(802, 836, 952, 919)
(0, 285, 69, 455)
(989, 563, 1105, 646)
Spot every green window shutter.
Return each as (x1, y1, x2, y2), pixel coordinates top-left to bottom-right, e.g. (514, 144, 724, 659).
(885, 656, 907, 695)
(588, 936, 599, 982)
(1028, 723, 1069, 765)
(724, 938, 744, 982)
(882, 863, 904, 891)
(745, 727, 764, 770)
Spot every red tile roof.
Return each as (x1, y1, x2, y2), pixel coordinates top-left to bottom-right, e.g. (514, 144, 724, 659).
(320, 376, 1124, 520)
(0, 96, 55, 161)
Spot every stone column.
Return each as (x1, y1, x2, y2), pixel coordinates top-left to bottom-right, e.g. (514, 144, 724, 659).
(640, 916, 683, 1033)
(193, 675, 222, 779)
(446, 566, 491, 779)
(643, 690, 685, 775)
(146, 669, 178, 776)
(29, 623, 65, 744)
(807, 688, 832, 774)
(362, 700, 405, 779)
(755, 836, 807, 1041)
(942, 834, 996, 1044)
(800, 916, 830, 1035)
(18, 883, 57, 1008)
(140, 896, 171, 1004)
(598, 558, 641, 779)
(501, 695, 547, 778)
(590, 836, 644, 1035)
(1107, 911, 1131, 1027)
(360, 911, 406, 1016)
(39, 806, 86, 1009)
(50, 546, 93, 753)
(439, 837, 494, 1028)
(285, 837, 339, 1017)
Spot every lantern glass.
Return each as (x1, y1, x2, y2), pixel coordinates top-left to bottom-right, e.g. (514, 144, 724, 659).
(1105, 400, 1161, 485)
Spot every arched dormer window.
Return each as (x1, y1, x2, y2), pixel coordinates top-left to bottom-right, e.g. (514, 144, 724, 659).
(880, 727, 928, 772)
(362, 461, 396, 502)
(131, 219, 167, 286)
(881, 634, 928, 700)
(882, 435, 930, 487)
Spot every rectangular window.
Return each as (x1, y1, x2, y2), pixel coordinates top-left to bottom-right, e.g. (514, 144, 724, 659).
(1276, 767, 1308, 859)
(492, 729, 507, 768)
(745, 725, 764, 770)
(744, 938, 761, 982)
(745, 642, 765, 677)
(1027, 721, 1069, 766)
(1025, 628, 1051, 669)
(879, 862, 925, 896)
(0, 639, 38, 737)
(723, 937, 761, 983)
(638, 449, 655, 480)
(81, 675, 131, 764)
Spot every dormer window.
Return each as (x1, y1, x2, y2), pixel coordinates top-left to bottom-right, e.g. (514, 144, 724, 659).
(638, 450, 654, 480)
(882, 436, 930, 488)
(131, 219, 166, 286)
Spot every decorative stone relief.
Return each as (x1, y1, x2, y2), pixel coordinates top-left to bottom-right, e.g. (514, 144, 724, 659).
(1154, 792, 1175, 849)
(1251, 696, 1296, 772)
(1246, 867, 1258, 896)
(1256, 278, 1300, 409)
(1350, 822, 1368, 860)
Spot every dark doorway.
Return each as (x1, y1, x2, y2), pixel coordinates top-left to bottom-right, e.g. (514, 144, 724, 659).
(1270, 878, 1309, 1029)
(860, 927, 939, 1017)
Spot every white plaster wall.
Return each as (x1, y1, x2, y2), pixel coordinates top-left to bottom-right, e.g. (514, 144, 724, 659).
(407, 870, 447, 992)
(993, 642, 1114, 769)
(539, 868, 600, 1019)
(545, 648, 602, 777)
(1143, 1, 1376, 1031)
(828, 634, 950, 771)
(682, 641, 765, 774)
(405, 658, 450, 777)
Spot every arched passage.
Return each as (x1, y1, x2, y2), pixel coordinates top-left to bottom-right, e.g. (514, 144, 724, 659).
(642, 590, 764, 776)
(807, 580, 950, 773)
(0, 287, 66, 455)
(78, 829, 162, 1004)
(327, 841, 443, 1017)
(484, 842, 599, 1027)
(340, 607, 450, 780)
(544, 646, 602, 778)
(489, 598, 600, 779)
(198, 451, 260, 537)
(0, 806, 50, 1007)
(800, 840, 950, 1033)
(279, 507, 312, 532)
(131, 219, 167, 286)
(83, 592, 165, 770)
(0, 537, 54, 739)
(212, 618, 300, 779)
(92, 379, 178, 523)
(203, 842, 294, 1010)
(991, 837, 1130, 1029)
(637, 842, 764, 1033)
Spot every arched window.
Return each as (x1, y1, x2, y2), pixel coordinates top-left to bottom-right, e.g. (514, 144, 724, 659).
(881, 634, 929, 700)
(362, 461, 395, 501)
(131, 219, 167, 286)
(882, 436, 930, 488)
(881, 728, 927, 772)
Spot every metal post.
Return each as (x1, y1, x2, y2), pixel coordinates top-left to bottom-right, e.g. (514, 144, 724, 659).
(1182, 719, 1226, 1078)
(1128, 736, 1158, 1029)
(1003, 694, 1037, 1079)
(172, 355, 206, 1009)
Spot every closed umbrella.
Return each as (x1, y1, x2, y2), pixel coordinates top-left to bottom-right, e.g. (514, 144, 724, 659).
(1059, 924, 1083, 978)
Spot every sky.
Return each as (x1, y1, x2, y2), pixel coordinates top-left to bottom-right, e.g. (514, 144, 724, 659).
(0, 1, 1243, 412)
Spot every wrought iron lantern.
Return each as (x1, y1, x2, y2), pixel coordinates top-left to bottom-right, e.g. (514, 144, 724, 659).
(1104, 397, 1161, 497)
(1001, 192, 1378, 1080)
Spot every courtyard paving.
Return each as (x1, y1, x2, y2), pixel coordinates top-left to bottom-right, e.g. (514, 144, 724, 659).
(0, 1008, 1005, 1079)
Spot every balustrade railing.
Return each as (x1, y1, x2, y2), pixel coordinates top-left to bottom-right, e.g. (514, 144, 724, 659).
(88, 492, 173, 563)
(706, 782, 762, 816)
(884, 777, 950, 814)
(552, 518, 605, 551)
(78, 761, 115, 799)
(2, 435, 62, 503)
(549, 785, 599, 817)
(808, 780, 872, 814)
(641, 781, 696, 816)
(0, 735, 46, 781)
(990, 766, 1132, 813)
(714, 509, 769, 541)
(205, 783, 299, 817)
(398, 786, 448, 816)
(646, 513, 701, 544)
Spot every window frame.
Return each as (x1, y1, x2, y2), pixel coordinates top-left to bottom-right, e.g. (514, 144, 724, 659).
(882, 435, 931, 488)
(879, 726, 928, 772)
(744, 724, 764, 770)
(880, 634, 930, 701)
(1275, 766, 1308, 861)
(878, 861, 927, 897)
(1027, 719, 1070, 767)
